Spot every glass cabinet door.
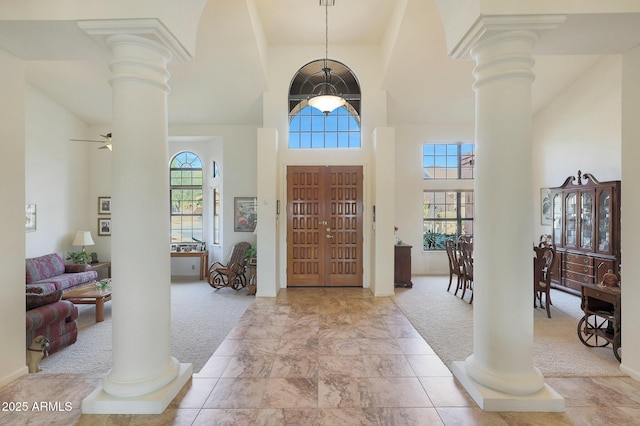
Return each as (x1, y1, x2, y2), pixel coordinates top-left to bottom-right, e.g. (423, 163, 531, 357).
(552, 193, 562, 246)
(564, 192, 577, 248)
(580, 191, 593, 250)
(597, 189, 612, 253)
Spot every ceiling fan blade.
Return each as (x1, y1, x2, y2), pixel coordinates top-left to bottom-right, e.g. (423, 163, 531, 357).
(70, 139, 104, 143)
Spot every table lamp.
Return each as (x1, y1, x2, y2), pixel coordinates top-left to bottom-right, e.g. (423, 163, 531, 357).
(72, 231, 95, 253)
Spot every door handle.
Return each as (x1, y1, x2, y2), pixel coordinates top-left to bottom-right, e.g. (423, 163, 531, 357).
(326, 234, 334, 239)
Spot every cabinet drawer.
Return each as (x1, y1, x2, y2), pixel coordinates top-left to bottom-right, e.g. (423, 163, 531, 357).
(565, 261, 594, 274)
(565, 270, 593, 284)
(583, 287, 616, 305)
(565, 253, 592, 265)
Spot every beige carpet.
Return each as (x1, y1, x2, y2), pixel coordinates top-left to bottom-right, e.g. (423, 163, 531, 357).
(38, 278, 254, 376)
(393, 276, 624, 377)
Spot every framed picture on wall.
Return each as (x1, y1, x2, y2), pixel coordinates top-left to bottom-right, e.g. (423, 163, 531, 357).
(540, 188, 552, 226)
(98, 218, 111, 236)
(98, 196, 111, 215)
(234, 197, 257, 232)
(25, 203, 36, 232)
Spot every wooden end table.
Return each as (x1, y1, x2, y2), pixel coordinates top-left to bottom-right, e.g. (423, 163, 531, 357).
(62, 284, 112, 322)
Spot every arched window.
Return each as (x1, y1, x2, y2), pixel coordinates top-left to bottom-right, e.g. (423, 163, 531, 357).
(288, 59, 361, 149)
(170, 151, 203, 243)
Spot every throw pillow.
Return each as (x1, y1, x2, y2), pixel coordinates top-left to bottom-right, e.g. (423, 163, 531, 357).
(26, 289, 63, 311)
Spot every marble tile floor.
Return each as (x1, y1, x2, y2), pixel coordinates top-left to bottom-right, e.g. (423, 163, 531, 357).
(2, 287, 640, 425)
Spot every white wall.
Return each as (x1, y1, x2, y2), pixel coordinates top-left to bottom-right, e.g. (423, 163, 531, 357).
(532, 56, 622, 239)
(0, 49, 28, 387)
(263, 44, 388, 289)
(168, 125, 257, 277)
(25, 85, 92, 259)
(394, 123, 475, 275)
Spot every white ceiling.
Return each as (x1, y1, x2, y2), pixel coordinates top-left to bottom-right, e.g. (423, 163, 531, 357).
(6, 0, 640, 128)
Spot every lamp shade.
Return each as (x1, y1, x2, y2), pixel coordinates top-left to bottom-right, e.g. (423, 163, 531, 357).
(72, 231, 95, 247)
(308, 94, 346, 114)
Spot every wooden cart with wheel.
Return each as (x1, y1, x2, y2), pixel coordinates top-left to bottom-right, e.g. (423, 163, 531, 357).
(577, 283, 621, 362)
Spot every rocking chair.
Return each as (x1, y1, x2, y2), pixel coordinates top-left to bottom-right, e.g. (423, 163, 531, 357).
(208, 242, 251, 290)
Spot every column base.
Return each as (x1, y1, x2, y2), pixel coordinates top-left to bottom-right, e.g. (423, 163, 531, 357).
(452, 361, 565, 412)
(81, 363, 192, 414)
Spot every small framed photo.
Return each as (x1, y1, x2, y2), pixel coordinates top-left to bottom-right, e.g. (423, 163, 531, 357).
(25, 204, 37, 232)
(98, 196, 111, 215)
(98, 218, 111, 236)
(234, 197, 257, 232)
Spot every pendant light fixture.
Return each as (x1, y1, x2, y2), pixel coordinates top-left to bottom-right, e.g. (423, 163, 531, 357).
(308, 0, 346, 114)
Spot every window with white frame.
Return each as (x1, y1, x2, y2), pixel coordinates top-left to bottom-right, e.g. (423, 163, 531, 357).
(288, 105, 361, 149)
(170, 152, 203, 243)
(423, 143, 475, 179)
(423, 191, 474, 250)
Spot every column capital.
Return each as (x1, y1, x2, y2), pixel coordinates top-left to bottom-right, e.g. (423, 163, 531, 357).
(78, 18, 191, 62)
(450, 14, 566, 60)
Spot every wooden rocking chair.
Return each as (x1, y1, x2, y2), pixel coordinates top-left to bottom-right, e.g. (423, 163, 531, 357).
(207, 242, 251, 290)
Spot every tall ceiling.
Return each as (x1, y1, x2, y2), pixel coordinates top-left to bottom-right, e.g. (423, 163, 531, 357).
(8, 0, 639, 128)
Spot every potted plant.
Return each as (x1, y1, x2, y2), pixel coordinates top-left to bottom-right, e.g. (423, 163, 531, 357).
(66, 251, 91, 265)
(244, 245, 257, 265)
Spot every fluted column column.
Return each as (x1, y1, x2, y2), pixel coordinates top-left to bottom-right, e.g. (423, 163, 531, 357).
(451, 29, 564, 411)
(82, 33, 192, 414)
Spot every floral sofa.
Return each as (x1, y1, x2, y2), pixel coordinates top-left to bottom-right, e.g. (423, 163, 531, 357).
(25, 253, 98, 356)
(26, 291, 78, 355)
(26, 253, 98, 293)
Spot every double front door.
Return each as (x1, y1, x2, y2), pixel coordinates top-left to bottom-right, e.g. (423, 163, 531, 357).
(287, 166, 363, 287)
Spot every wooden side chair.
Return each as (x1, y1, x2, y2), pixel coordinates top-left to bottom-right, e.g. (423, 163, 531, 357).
(208, 241, 252, 290)
(533, 244, 556, 318)
(457, 235, 474, 304)
(445, 238, 464, 294)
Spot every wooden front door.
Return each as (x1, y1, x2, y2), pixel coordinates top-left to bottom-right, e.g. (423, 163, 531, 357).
(287, 166, 363, 287)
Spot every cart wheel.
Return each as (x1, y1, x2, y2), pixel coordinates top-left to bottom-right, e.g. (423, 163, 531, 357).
(613, 333, 622, 362)
(577, 315, 610, 347)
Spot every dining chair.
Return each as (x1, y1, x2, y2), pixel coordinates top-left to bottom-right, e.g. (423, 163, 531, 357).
(533, 244, 556, 318)
(457, 235, 474, 304)
(445, 238, 464, 294)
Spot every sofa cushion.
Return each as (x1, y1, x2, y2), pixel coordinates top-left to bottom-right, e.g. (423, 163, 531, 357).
(25, 253, 65, 284)
(26, 283, 57, 294)
(44, 271, 98, 292)
(65, 263, 93, 273)
(26, 289, 63, 310)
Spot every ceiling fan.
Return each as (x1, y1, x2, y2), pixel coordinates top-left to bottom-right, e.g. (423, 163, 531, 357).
(70, 133, 112, 151)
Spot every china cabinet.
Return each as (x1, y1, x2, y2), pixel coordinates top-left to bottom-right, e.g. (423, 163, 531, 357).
(550, 171, 621, 295)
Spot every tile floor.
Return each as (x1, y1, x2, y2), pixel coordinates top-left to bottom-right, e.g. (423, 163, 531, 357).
(2, 287, 640, 425)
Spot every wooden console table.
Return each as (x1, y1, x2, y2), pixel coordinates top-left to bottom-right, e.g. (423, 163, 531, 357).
(171, 251, 209, 280)
(394, 244, 413, 288)
(90, 262, 111, 280)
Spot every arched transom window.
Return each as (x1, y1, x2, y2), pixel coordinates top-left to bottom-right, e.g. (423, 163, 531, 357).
(288, 59, 361, 149)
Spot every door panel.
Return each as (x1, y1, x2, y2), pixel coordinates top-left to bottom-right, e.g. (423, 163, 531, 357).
(287, 166, 363, 287)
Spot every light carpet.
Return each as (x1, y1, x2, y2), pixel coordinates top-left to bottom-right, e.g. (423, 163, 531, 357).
(39, 278, 254, 376)
(393, 275, 624, 377)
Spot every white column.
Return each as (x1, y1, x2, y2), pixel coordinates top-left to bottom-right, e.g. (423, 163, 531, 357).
(373, 127, 395, 297)
(451, 30, 564, 411)
(82, 34, 192, 414)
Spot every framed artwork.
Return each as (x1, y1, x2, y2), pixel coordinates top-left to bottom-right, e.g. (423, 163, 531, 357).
(98, 218, 111, 236)
(541, 188, 552, 226)
(98, 196, 111, 215)
(234, 197, 257, 232)
(25, 204, 37, 232)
